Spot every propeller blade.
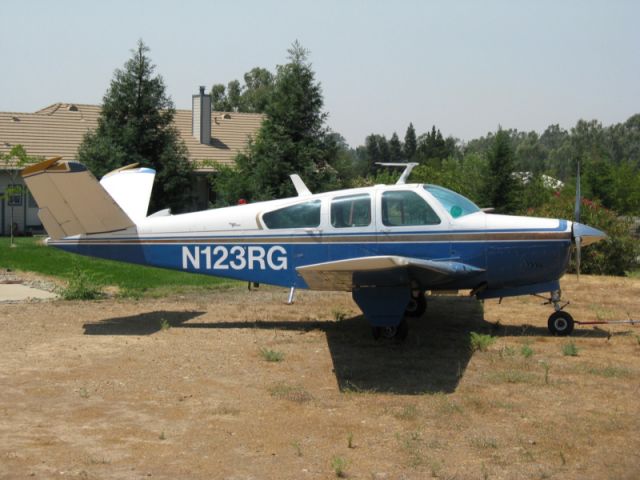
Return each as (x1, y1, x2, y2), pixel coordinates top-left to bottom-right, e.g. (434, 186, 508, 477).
(574, 161, 581, 224)
(575, 235, 581, 281)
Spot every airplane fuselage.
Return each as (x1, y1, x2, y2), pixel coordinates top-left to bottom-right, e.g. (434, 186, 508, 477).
(49, 183, 572, 298)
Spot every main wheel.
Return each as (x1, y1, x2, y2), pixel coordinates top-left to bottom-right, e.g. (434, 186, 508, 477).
(548, 311, 575, 336)
(405, 291, 427, 317)
(372, 319, 409, 341)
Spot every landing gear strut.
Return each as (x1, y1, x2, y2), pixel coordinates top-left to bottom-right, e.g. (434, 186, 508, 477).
(405, 289, 426, 317)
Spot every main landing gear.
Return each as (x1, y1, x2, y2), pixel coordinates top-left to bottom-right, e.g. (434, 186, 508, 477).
(545, 290, 574, 336)
(371, 318, 409, 341)
(352, 286, 426, 342)
(371, 290, 426, 341)
(405, 289, 427, 318)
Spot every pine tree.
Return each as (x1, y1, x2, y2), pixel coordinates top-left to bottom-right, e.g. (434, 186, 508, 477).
(403, 123, 417, 160)
(212, 41, 338, 204)
(483, 128, 520, 213)
(389, 132, 403, 162)
(78, 40, 193, 214)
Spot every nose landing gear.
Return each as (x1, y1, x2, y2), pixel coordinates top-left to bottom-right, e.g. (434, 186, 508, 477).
(540, 290, 575, 336)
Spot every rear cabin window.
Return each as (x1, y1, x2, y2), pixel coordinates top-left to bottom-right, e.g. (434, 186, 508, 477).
(262, 200, 321, 229)
(382, 190, 440, 227)
(331, 194, 371, 228)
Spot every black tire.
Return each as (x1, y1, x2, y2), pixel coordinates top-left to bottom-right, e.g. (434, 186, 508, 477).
(371, 319, 409, 341)
(405, 292, 427, 318)
(548, 311, 575, 336)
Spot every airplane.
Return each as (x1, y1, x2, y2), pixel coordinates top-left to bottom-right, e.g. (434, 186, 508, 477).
(21, 158, 607, 340)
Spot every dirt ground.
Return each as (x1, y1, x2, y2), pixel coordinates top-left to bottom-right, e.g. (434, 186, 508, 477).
(0, 275, 639, 480)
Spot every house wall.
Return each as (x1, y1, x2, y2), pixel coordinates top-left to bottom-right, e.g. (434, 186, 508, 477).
(0, 172, 41, 236)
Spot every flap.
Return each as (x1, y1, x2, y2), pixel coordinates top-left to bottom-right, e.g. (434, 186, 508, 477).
(296, 255, 484, 291)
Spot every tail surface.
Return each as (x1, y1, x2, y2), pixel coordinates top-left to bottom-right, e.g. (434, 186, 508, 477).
(99, 163, 155, 223)
(21, 158, 135, 239)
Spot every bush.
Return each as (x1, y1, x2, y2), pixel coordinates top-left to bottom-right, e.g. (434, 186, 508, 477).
(61, 266, 103, 300)
(526, 190, 639, 275)
(470, 332, 496, 352)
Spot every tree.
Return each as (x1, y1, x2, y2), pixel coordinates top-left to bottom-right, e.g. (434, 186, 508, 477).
(212, 41, 339, 204)
(389, 132, 403, 162)
(77, 40, 193, 214)
(482, 128, 520, 212)
(0, 145, 37, 246)
(210, 67, 275, 113)
(403, 123, 417, 160)
(364, 134, 390, 172)
(416, 126, 449, 164)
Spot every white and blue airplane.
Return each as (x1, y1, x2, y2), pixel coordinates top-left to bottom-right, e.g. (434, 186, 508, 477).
(22, 158, 606, 340)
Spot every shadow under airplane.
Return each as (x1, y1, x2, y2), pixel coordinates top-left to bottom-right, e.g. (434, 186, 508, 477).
(83, 296, 614, 395)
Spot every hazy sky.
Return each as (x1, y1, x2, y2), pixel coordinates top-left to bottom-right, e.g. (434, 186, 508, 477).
(1, 0, 638, 147)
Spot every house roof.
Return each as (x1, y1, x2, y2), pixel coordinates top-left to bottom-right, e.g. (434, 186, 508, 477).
(0, 103, 264, 171)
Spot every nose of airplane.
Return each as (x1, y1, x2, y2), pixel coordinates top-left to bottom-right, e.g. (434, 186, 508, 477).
(572, 222, 607, 246)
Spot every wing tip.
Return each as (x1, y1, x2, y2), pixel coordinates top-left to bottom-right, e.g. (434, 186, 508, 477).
(20, 156, 63, 177)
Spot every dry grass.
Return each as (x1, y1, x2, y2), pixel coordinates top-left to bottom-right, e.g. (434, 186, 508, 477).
(0, 274, 638, 479)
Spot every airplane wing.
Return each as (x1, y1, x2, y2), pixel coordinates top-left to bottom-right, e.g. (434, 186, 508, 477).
(296, 255, 484, 291)
(21, 158, 135, 239)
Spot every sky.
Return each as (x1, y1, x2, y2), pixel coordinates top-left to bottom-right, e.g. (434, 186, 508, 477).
(1, 0, 638, 147)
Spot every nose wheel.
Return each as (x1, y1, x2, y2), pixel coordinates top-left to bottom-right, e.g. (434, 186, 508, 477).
(548, 311, 575, 336)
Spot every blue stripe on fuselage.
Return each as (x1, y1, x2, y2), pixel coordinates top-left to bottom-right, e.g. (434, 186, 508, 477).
(52, 237, 571, 291)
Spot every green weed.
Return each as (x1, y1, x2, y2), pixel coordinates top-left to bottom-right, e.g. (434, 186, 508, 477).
(562, 342, 579, 356)
(61, 266, 103, 300)
(521, 344, 534, 358)
(268, 382, 312, 403)
(331, 456, 348, 477)
(292, 440, 303, 457)
(584, 365, 631, 378)
(260, 347, 284, 362)
(397, 431, 424, 467)
(470, 435, 498, 449)
(159, 431, 166, 440)
(489, 370, 537, 384)
(159, 318, 171, 331)
(347, 432, 354, 449)
(393, 404, 419, 421)
(470, 332, 496, 352)
(332, 308, 348, 322)
(499, 345, 516, 358)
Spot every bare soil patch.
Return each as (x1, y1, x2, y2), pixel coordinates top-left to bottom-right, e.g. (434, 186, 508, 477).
(1, 275, 639, 479)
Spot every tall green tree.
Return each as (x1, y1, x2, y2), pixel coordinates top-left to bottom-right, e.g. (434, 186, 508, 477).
(403, 123, 417, 160)
(389, 132, 403, 162)
(483, 128, 520, 212)
(212, 41, 339, 203)
(211, 67, 275, 113)
(78, 40, 193, 214)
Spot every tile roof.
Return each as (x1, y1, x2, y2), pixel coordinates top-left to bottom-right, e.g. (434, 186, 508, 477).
(0, 103, 264, 171)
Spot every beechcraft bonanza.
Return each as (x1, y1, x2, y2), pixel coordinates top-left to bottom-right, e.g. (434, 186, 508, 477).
(22, 158, 608, 340)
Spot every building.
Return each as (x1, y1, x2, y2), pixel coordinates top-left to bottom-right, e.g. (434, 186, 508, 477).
(0, 87, 264, 235)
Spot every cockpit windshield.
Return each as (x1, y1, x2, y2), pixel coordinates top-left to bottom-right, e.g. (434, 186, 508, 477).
(423, 185, 480, 218)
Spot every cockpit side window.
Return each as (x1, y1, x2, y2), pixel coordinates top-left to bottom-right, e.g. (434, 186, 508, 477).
(423, 185, 480, 218)
(331, 194, 371, 228)
(262, 200, 321, 229)
(381, 190, 440, 227)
